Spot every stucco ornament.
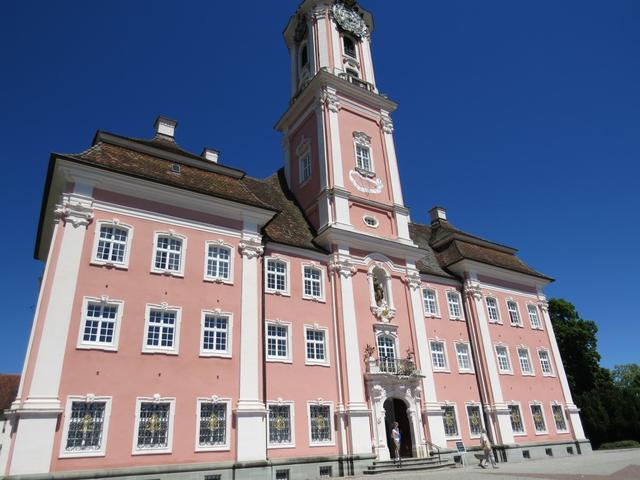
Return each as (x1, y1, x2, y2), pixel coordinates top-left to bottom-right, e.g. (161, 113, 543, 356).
(332, 3, 368, 38)
(239, 238, 264, 259)
(329, 255, 357, 278)
(371, 301, 395, 323)
(54, 193, 94, 228)
(349, 169, 383, 194)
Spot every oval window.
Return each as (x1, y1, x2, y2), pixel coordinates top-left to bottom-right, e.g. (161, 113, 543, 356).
(364, 216, 378, 228)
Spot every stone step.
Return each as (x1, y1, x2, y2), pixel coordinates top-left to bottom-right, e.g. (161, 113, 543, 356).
(372, 457, 441, 467)
(363, 461, 456, 475)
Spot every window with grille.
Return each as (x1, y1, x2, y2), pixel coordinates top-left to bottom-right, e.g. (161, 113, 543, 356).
(528, 304, 542, 329)
(305, 328, 326, 363)
(82, 302, 118, 346)
(486, 297, 500, 322)
(552, 405, 567, 432)
(518, 348, 533, 375)
(154, 235, 183, 273)
(198, 401, 227, 447)
(65, 401, 106, 452)
(495, 345, 511, 373)
(95, 224, 128, 265)
(466, 405, 482, 437)
(303, 266, 322, 299)
(319, 466, 333, 478)
(266, 259, 287, 293)
(343, 36, 356, 58)
(442, 406, 458, 437)
(447, 292, 462, 319)
(539, 349, 553, 375)
(507, 301, 521, 326)
(430, 341, 447, 370)
(355, 145, 372, 171)
(267, 324, 289, 360)
(206, 245, 230, 280)
(268, 404, 292, 445)
(377, 335, 396, 373)
(310, 404, 332, 443)
(455, 343, 472, 372)
(145, 308, 177, 351)
(509, 405, 524, 433)
(422, 288, 438, 316)
(530, 404, 547, 433)
(136, 402, 171, 449)
(202, 314, 229, 355)
(299, 153, 312, 184)
(275, 470, 290, 480)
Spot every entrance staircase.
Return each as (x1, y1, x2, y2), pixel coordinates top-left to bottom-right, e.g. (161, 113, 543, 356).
(362, 456, 456, 475)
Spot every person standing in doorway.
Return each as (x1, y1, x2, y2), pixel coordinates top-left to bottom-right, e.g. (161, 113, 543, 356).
(391, 421, 401, 463)
(479, 428, 498, 469)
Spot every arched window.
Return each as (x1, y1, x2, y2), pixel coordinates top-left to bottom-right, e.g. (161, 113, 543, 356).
(343, 36, 356, 58)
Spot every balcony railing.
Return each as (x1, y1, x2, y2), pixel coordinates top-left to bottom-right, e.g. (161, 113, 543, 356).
(368, 357, 420, 376)
(338, 72, 375, 92)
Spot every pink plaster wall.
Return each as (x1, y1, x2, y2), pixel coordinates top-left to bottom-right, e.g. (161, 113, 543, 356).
(348, 202, 395, 239)
(288, 112, 321, 215)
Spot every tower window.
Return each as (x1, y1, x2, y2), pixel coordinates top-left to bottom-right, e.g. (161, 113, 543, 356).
(300, 43, 309, 68)
(343, 36, 356, 58)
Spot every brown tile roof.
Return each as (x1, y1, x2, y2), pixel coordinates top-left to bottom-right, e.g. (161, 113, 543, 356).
(0, 374, 19, 418)
(408, 223, 455, 278)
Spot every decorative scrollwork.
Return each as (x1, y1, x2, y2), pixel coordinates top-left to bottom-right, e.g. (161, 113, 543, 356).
(332, 3, 368, 38)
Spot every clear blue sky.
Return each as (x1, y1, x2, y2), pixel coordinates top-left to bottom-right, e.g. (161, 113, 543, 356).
(1, 1, 638, 373)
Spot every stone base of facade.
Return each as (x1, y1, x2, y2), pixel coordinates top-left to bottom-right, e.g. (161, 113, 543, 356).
(2, 454, 377, 480)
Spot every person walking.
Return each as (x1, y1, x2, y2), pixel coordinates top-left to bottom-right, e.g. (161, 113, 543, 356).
(391, 422, 401, 463)
(479, 428, 498, 469)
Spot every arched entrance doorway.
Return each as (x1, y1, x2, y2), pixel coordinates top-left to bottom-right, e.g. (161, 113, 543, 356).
(383, 398, 413, 459)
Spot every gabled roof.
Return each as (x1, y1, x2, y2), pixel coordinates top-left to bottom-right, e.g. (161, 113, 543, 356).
(407, 223, 455, 278)
(0, 374, 19, 419)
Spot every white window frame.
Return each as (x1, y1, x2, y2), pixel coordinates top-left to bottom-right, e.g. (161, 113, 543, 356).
(506, 299, 522, 327)
(307, 401, 335, 446)
(267, 401, 295, 449)
(495, 344, 513, 374)
(529, 403, 549, 435)
(200, 310, 233, 358)
(76, 297, 124, 351)
(132, 397, 176, 455)
(59, 395, 112, 458)
(142, 304, 182, 355)
(301, 263, 325, 302)
(265, 256, 291, 296)
(150, 231, 186, 277)
(527, 304, 543, 330)
(441, 403, 461, 439)
(538, 348, 555, 376)
(429, 339, 449, 372)
(353, 131, 374, 174)
(422, 287, 441, 318)
(454, 341, 474, 373)
(465, 403, 484, 439)
(485, 296, 501, 324)
(91, 220, 133, 269)
(299, 151, 312, 185)
(508, 402, 527, 436)
(304, 324, 330, 366)
(363, 215, 379, 228)
(266, 320, 293, 363)
(517, 346, 535, 376)
(551, 402, 569, 434)
(446, 291, 463, 320)
(203, 240, 234, 284)
(195, 397, 231, 452)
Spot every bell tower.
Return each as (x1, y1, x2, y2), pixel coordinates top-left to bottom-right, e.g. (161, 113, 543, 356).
(276, 0, 414, 248)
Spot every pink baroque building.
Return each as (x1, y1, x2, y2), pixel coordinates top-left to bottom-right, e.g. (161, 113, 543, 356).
(2, 1, 590, 478)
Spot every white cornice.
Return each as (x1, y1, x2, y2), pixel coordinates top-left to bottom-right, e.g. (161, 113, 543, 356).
(266, 242, 328, 262)
(447, 259, 552, 290)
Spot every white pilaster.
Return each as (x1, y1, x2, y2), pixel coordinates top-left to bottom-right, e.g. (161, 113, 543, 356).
(380, 111, 404, 206)
(11, 190, 93, 475)
(236, 228, 267, 461)
(322, 87, 345, 189)
(312, 7, 331, 71)
(360, 35, 377, 89)
(330, 16, 342, 74)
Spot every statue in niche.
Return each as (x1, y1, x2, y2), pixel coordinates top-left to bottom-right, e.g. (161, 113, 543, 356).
(373, 275, 385, 306)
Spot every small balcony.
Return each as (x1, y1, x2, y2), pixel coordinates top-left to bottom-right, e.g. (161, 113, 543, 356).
(366, 357, 421, 377)
(338, 72, 375, 92)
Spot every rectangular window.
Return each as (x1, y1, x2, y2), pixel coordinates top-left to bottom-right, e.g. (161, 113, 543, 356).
(466, 405, 482, 437)
(455, 343, 472, 372)
(422, 288, 438, 316)
(495, 345, 511, 373)
(509, 405, 524, 434)
(531, 404, 547, 433)
(267, 324, 289, 361)
(447, 292, 462, 319)
(552, 404, 568, 432)
(305, 328, 326, 363)
(206, 245, 231, 280)
(442, 405, 459, 437)
(528, 304, 542, 329)
(145, 308, 178, 352)
(430, 341, 447, 370)
(539, 349, 554, 375)
(201, 314, 230, 356)
(300, 153, 312, 184)
(154, 235, 183, 273)
(486, 297, 500, 323)
(266, 259, 288, 293)
(82, 302, 118, 346)
(507, 300, 521, 326)
(95, 224, 128, 265)
(309, 404, 332, 444)
(303, 266, 322, 299)
(355, 145, 372, 171)
(198, 401, 228, 449)
(268, 404, 292, 446)
(136, 402, 171, 450)
(518, 348, 533, 375)
(64, 401, 106, 452)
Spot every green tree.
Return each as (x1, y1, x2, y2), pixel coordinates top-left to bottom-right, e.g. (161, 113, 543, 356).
(612, 364, 640, 400)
